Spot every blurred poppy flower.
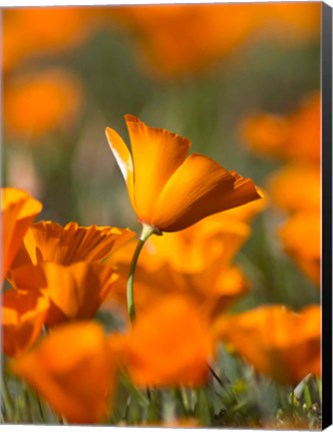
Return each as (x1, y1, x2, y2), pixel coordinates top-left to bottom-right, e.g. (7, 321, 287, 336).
(4, 68, 84, 140)
(11, 321, 118, 424)
(3, 8, 93, 73)
(12, 220, 134, 269)
(1, 187, 42, 283)
(279, 211, 320, 286)
(110, 295, 212, 387)
(108, 3, 320, 78)
(106, 115, 261, 233)
(214, 304, 321, 385)
(3, 288, 49, 357)
(268, 164, 320, 214)
(241, 93, 320, 163)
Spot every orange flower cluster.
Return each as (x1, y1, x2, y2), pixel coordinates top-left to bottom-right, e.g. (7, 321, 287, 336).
(108, 3, 321, 78)
(241, 93, 321, 286)
(2, 114, 321, 424)
(3, 8, 92, 142)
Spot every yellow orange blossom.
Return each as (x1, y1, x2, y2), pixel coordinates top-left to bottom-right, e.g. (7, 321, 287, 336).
(106, 115, 261, 233)
(1, 187, 42, 283)
(12, 220, 135, 268)
(241, 93, 320, 163)
(10, 262, 119, 327)
(145, 195, 266, 273)
(279, 211, 320, 286)
(4, 69, 84, 139)
(106, 197, 265, 321)
(109, 295, 213, 387)
(11, 321, 118, 424)
(214, 304, 321, 385)
(268, 164, 320, 214)
(3, 288, 49, 357)
(3, 8, 93, 73)
(9, 222, 134, 328)
(108, 3, 320, 78)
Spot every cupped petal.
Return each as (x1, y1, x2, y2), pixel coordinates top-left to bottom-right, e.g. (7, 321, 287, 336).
(115, 295, 212, 387)
(2, 187, 42, 282)
(11, 321, 118, 424)
(13, 220, 135, 268)
(214, 304, 321, 385)
(10, 261, 118, 327)
(124, 115, 191, 220)
(3, 288, 50, 357)
(105, 126, 135, 210)
(42, 262, 119, 326)
(152, 153, 261, 231)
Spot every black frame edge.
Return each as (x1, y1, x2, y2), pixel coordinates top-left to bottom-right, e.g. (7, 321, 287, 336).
(322, 2, 333, 430)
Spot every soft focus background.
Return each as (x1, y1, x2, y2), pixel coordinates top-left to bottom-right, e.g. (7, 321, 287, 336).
(2, 2, 321, 426)
(3, 2, 320, 308)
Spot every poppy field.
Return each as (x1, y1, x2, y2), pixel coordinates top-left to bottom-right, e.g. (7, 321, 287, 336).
(2, 3, 322, 428)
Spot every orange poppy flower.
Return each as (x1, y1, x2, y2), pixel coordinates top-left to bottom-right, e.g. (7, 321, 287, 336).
(11, 321, 118, 424)
(108, 3, 320, 78)
(3, 288, 49, 357)
(1, 187, 42, 283)
(10, 261, 120, 328)
(4, 69, 84, 139)
(214, 304, 321, 385)
(106, 115, 261, 233)
(110, 295, 213, 387)
(241, 93, 320, 163)
(268, 164, 320, 214)
(3, 8, 92, 73)
(12, 220, 135, 269)
(279, 211, 320, 286)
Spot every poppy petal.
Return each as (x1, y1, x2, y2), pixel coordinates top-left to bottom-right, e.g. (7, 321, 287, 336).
(153, 153, 261, 231)
(124, 114, 191, 220)
(105, 126, 135, 210)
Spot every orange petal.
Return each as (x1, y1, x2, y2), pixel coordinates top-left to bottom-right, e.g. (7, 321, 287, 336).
(3, 288, 49, 357)
(105, 126, 135, 210)
(42, 262, 118, 326)
(13, 220, 135, 268)
(214, 305, 321, 385)
(117, 295, 212, 387)
(1, 187, 42, 282)
(11, 321, 118, 424)
(10, 262, 118, 327)
(124, 114, 191, 220)
(268, 164, 320, 213)
(279, 210, 320, 286)
(152, 153, 261, 231)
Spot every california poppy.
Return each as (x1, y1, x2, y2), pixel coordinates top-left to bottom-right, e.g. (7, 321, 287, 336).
(11, 321, 118, 424)
(3, 8, 92, 73)
(214, 304, 321, 385)
(241, 92, 320, 163)
(106, 211, 253, 323)
(110, 295, 213, 387)
(12, 220, 134, 269)
(107, 3, 320, 78)
(279, 211, 320, 286)
(268, 164, 320, 214)
(3, 288, 49, 357)
(4, 69, 84, 139)
(1, 187, 42, 283)
(106, 115, 261, 233)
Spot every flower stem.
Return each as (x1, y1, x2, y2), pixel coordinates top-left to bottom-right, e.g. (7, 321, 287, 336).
(127, 223, 159, 322)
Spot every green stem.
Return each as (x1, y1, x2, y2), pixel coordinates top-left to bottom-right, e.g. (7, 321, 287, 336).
(127, 223, 160, 322)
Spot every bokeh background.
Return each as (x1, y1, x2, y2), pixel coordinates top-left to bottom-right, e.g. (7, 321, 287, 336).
(2, 3, 322, 426)
(3, 2, 321, 310)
